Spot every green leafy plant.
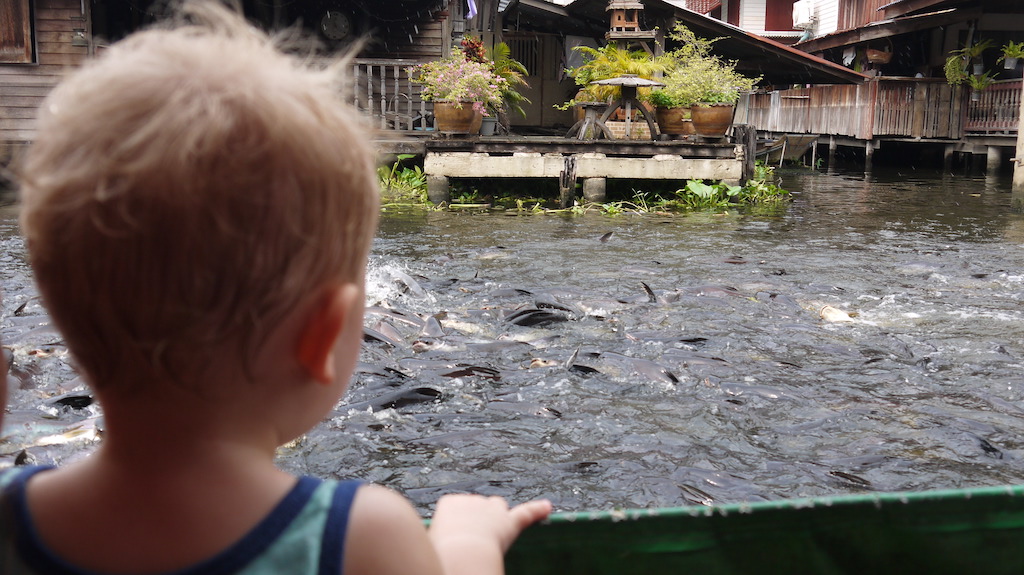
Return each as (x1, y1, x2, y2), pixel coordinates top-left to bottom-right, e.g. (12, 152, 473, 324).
(378, 154, 427, 202)
(999, 40, 1024, 64)
(487, 41, 531, 119)
(966, 70, 995, 91)
(656, 23, 759, 106)
(558, 44, 672, 109)
(944, 39, 993, 86)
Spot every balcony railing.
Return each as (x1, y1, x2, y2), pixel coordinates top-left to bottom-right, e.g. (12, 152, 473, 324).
(965, 79, 1022, 133)
(351, 58, 431, 131)
(743, 77, 1018, 140)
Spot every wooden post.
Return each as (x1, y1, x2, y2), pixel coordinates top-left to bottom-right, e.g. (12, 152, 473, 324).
(828, 135, 836, 168)
(1013, 79, 1024, 210)
(944, 144, 955, 172)
(864, 140, 874, 171)
(732, 124, 756, 184)
(559, 156, 578, 208)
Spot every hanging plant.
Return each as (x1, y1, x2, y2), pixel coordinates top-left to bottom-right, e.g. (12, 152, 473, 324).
(944, 39, 993, 85)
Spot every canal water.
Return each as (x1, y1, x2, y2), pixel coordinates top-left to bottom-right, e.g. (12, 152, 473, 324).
(3, 166, 1024, 514)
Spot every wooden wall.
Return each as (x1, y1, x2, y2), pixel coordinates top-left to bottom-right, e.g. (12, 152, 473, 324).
(362, 1, 455, 61)
(837, 0, 888, 33)
(0, 0, 89, 149)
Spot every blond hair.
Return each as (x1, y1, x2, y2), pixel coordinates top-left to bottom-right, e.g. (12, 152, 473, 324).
(19, 2, 379, 390)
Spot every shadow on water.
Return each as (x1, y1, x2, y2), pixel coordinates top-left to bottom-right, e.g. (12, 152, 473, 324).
(4, 167, 1024, 513)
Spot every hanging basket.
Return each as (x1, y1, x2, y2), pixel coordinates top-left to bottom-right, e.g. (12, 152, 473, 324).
(866, 39, 893, 64)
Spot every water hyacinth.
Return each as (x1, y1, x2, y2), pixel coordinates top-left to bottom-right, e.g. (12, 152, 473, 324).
(412, 56, 507, 115)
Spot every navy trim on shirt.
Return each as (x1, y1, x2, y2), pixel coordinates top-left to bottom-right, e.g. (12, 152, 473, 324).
(10, 471, 322, 575)
(318, 481, 361, 575)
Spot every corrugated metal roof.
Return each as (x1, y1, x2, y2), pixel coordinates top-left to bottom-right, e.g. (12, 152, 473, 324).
(510, 0, 868, 84)
(682, 0, 721, 14)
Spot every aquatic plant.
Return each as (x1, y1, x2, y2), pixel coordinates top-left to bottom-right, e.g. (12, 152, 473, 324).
(378, 154, 427, 203)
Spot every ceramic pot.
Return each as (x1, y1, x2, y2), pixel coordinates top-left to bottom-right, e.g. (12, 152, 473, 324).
(690, 103, 735, 138)
(434, 101, 482, 134)
(655, 106, 695, 136)
(1004, 57, 1019, 70)
(480, 116, 498, 136)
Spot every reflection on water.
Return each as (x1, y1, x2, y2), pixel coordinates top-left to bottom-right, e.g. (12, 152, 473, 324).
(4, 167, 1024, 513)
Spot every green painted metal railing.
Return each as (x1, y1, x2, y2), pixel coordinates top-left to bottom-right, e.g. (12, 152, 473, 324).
(506, 484, 1024, 574)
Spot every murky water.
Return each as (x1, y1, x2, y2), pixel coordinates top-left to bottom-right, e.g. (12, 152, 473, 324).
(4, 167, 1024, 513)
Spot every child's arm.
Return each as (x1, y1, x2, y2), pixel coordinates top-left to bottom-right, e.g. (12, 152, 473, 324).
(344, 484, 551, 575)
(428, 493, 553, 575)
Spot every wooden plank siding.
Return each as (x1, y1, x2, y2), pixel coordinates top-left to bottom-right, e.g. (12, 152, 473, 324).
(0, 0, 88, 144)
(872, 79, 961, 138)
(744, 78, 972, 140)
(837, 0, 889, 32)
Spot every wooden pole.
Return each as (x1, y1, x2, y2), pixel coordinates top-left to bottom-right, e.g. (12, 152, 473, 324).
(1012, 80, 1024, 211)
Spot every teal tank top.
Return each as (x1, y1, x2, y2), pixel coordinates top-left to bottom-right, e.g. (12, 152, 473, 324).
(0, 466, 362, 575)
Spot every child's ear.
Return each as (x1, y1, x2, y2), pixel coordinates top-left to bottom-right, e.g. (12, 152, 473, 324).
(296, 285, 360, 384)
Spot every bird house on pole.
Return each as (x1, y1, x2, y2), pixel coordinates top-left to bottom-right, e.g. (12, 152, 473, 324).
(606, 1, 658, 54)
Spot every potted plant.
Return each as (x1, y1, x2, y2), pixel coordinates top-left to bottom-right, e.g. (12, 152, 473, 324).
(944, 39, 993, 85)
(966, 70, 995, 101)
(411, 52, 506, 134)
(649, 88, 694, 136)
(999, 40, 1024, 70)
(658, 23, 758, 138)
(559, 44, 670, 121)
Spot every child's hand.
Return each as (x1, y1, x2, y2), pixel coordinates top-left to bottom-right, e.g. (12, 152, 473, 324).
(428, 494, 552, 575)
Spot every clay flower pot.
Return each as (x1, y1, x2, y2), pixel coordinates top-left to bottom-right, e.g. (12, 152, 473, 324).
(690, 103, 735, 138)
(434, 101, 483, 134)
(655, 106, 695, 136)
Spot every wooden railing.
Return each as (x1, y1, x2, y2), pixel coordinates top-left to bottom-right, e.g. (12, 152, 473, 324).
(744, 84, 868, 138)
(352, 58, 431, 131)
(872, 78, 962, 138)
(965, 79, 1022, 133)
(743, 78, 972, 140)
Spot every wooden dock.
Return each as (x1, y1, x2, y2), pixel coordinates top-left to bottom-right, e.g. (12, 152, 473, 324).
(422, 126, 757, 207)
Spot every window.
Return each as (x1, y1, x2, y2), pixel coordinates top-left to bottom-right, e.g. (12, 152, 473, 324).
(0, 0, 33, 64)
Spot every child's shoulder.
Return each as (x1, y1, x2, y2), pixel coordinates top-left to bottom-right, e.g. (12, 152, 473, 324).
(0, 465, 51, 493)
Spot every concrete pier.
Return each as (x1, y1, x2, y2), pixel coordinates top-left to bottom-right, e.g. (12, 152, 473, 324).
(422, 132, 752, 207)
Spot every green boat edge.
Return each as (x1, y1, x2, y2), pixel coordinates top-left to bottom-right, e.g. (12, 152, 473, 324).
(505, 483, 1024, 574)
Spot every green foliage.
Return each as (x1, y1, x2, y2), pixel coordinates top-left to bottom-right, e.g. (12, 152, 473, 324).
(999, 41, 1024, 63)
(559, 44, 672, 108)
(656, 23, 760, 106)
(487, 41, 531, 118)
(378, 154, 427, 203)
(648, 89, 685, 108)
(966, 70, 995, 91)
(944, 39, 994, 86)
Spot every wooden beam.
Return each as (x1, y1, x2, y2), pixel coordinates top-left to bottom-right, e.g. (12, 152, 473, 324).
(882, 0, 950, 20)
(796, 6, 980, 53)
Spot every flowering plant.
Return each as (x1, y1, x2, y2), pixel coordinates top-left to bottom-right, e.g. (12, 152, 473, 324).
(412, 55, 507, 115)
